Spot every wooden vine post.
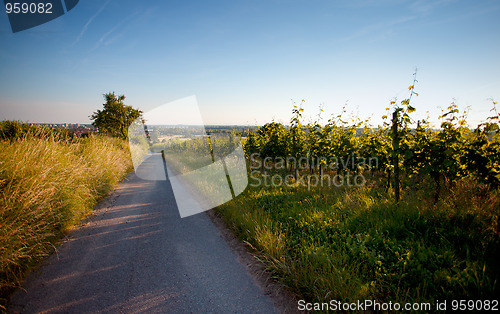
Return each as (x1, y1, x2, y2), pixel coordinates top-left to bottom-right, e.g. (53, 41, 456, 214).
(392, 109, 400, 203)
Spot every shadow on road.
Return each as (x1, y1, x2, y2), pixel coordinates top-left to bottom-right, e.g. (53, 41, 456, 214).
(8, 156, 276, 313)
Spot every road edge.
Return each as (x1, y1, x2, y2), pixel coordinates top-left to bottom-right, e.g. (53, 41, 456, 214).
(205, 209, 301, 314)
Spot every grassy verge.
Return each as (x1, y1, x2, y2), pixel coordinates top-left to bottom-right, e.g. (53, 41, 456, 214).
(0, 123, 132, 308)
(216, 169, 499, 311)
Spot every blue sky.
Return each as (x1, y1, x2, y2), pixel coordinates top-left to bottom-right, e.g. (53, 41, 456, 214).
(0, 0, 499, 127)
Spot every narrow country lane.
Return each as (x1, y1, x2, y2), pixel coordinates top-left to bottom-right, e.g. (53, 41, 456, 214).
(8, 155, 277, 313)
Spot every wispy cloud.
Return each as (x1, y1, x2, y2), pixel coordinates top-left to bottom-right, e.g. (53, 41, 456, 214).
(338, 0, 405, 10)
(89, 22, 124, 52)
(89, 11, 142, 53)
(416, 3, 500, 28)
(409, 0, 454, 15)
(72, 0, 112, 46)
(340, 15, 416, 42)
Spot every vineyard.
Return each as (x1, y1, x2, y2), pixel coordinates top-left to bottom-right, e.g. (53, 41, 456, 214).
(214, 84, 500, 307)
(242, 95, 500, 201)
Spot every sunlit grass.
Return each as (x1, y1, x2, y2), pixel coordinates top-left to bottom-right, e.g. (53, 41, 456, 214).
(216, 167, 500, 309)
(0, 125, 132, 307)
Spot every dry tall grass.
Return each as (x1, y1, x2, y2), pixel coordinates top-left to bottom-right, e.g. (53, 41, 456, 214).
(0, 129, 132, 306)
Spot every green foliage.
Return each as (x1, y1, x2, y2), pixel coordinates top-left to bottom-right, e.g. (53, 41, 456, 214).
(243, 130, 260, 156)
(288, 100, 306, 160)
(90, 92, 143, 140)
(462, 100, 500, 187)
(0, 120, 32, 140)
(358, 127, 390, 172)
(0, 120, 76, 142)
(242, 76, 499, 199)
(258, 122, 288, 160)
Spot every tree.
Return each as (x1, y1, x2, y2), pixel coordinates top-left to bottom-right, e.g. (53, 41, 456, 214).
(90, 92, 143, 140)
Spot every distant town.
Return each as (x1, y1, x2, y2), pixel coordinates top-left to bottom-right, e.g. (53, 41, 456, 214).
(29, 123, 96, 137)
(31, 123, 95, 130)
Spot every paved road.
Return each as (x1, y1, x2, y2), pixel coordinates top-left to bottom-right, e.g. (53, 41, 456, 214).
(8, 155, 277, 313)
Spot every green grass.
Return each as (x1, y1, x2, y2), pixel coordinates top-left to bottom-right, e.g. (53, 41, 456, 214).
(162, 152, 213, 174)
(0, 123, 133, 308)
(216, 168, 499, 310)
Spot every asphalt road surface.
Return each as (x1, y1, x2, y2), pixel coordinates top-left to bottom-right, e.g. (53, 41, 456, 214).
(8, 155, 277, 313)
